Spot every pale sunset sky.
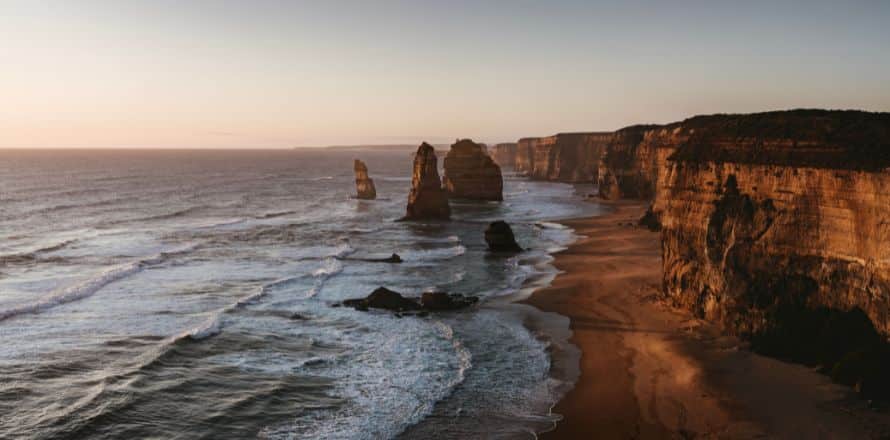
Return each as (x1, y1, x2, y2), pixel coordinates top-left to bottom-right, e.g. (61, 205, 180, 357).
(2, 0, 889, 148)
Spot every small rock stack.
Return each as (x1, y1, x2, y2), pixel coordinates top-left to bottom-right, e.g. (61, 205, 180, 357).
(353, 159, 377, 200)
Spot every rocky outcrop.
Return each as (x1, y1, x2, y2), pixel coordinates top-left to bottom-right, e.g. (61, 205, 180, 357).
(354, 159, 377, 199)
(653, 110, 890, 394)
(484, 221, 522, 252)
(491, 143, 518, 168)
(442, 139, 504, 201)
(404, 143, 451, 220)
(338, 287, 478, 313)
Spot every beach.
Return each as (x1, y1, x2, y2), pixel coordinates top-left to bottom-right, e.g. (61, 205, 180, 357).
(526, 201, 890, 439)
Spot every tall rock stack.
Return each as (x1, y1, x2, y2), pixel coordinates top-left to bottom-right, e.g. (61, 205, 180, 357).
(442, 139, 504, 201)
(404, 142, 451, 220)
(353, 159, 377, 199)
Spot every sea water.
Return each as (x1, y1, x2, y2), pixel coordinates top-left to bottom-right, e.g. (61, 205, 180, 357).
(0, 148, 603, 439)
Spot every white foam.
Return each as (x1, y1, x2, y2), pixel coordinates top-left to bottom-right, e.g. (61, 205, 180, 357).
(306, 258, 343, 298)
(184, 315, 222, 340)
(401, 244, 466, 262)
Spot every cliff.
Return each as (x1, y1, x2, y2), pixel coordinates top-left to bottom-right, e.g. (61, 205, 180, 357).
(597, 125, 665, 199)
(491, 143, 518, 168)
(404, 142, 451, 220)
(353, 159, 377, 199)
(652, 110, 890, 394)
(442, 139, 504, 201)
(516, 137, 538, 174)
(515, 132, 612, 182)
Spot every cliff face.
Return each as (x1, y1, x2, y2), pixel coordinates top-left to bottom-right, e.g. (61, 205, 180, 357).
(353, 159, 377, 199)
(597, 125, 668, 200)
(405, 142, 450, 220)
(442, 139, 504, 201)
(654, 110, 890, 343)
(491, 143, 518, 168)
(516, 137, 538, 174)
(524, 132, 613, 182)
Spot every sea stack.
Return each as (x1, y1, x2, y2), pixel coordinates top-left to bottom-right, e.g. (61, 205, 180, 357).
(404, 142, 450, 220)
(353, 159, 377, 199)
(442, 139, 503, 201)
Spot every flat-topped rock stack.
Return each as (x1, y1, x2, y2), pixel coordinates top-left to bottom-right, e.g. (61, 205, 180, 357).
(442, 139, 503, 201)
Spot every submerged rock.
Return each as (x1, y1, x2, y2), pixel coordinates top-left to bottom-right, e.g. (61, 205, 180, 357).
(442, 139, 503, 201)
(354, 159, 377, 199)
(404, 143, 450, 220)
(420, 291, 479, 311)
(337, 287, 478, 314)
(342, 287, 420, 312)
(338, 253, 403, 263)
(484, 221, 522, 252)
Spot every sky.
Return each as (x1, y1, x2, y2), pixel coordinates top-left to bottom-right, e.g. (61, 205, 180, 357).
(1, 0, 889, 149)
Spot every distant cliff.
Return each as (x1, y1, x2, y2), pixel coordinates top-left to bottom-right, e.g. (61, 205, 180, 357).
(516, 137, 538, 174)
(506, 133, 612, 182)
(491, 143, 518, 168)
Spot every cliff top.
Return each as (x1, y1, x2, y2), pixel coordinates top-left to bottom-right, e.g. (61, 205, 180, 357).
(667, 109, 890, 171)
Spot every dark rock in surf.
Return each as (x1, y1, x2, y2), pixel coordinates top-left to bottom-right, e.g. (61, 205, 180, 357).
(337, 253, 403, 263)
(342, 287, 421, 312)
(484, 221, 522, 252)
(337, 287, 478, 314)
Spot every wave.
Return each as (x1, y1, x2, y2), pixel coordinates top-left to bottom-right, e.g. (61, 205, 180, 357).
(256, 210, 298, 219)
(433, 321, 473, 388)
(400, 244, 466, 262)
(306, 258, 343, 298)
(135, 206, 206, 223)
(332, 242, 355, 258)
(0, 239, 78, 266)
(0, 243, 198, 322)
(183, 315, 222, 341)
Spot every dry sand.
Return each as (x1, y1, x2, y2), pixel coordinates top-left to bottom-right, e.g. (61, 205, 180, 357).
(526, 201, 890, 439)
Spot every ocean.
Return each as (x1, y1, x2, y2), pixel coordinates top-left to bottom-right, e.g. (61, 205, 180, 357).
(0, 148, 603, 439)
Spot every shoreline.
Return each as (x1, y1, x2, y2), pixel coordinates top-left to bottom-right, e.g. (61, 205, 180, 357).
(524, 200, 890, 439)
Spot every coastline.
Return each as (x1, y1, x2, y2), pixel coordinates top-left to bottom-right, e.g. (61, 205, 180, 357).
(524, 200, 890, 439)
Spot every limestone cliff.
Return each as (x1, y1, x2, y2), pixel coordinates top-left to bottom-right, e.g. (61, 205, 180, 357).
(353, 159, 376, 200)
(404, 142, 450, 220)
(519, 132, 613, 182)
(597, 125, 665, 199)
(442, 139, 503, 201)
(516, 137, 538, 174)
(653, 109, 890, 348)
(491, 143, 518, 168)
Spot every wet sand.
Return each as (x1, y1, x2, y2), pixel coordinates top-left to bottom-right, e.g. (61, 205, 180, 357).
(526, 201, 890, 439)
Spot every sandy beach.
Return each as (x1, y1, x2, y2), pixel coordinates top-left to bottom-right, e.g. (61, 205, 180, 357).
(526, 201, 890, 439)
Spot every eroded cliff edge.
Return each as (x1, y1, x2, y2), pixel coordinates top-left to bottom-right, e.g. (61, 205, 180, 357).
(616, 109, 890, 396)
